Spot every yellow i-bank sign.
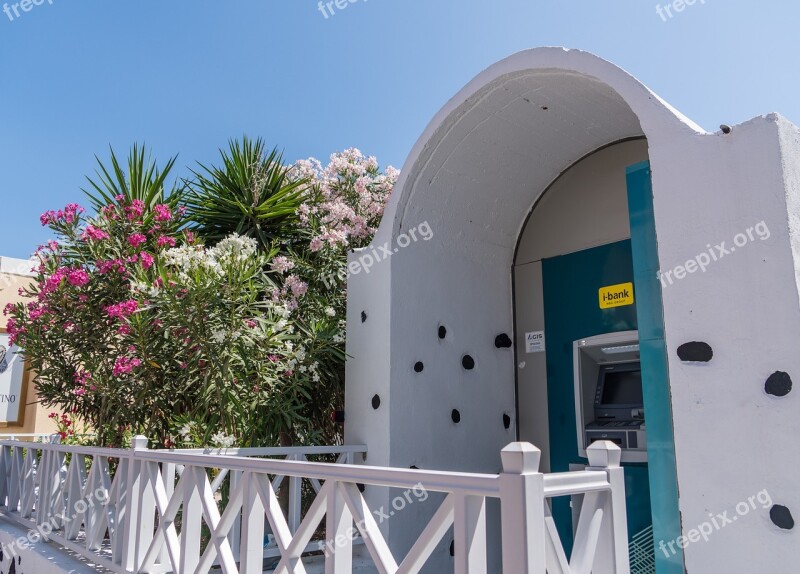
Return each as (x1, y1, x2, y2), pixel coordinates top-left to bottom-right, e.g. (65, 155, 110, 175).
(599, 282, 635, 309)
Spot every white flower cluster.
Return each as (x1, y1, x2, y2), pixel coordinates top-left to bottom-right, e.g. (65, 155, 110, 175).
(209, 234, 258, 264)
(163, 234, 259, 278)
(130, 280, 160, 298)
(210, 431, 236, 449)
(163, 244, 217, 276)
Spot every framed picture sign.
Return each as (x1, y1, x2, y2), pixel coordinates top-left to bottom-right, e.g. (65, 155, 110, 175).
(0, 328, 28, 426)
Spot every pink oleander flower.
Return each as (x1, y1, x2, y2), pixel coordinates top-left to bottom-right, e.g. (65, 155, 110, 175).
(157, 235, 176, 248)
(285, 274, 308, 298)
(105, 300, 139, 320)
(40, 204, 84, 226)
(270, 256, 295, 274)
(39, 268, 68, 297)
(117, 324, 132, 335)
(29, 305, 48, 321)
(63, 203, 84, 223)
(96, 259, 122, 274)
(101, 204, 118, 219)
(245, 319, 257, 328)
(153, 204, 172, 221)
(126, 199, 145, 221)
(67, 268, 90, 287)
(139, 252, 154, 269)
(81, 224, 110, 241)
(128, 233, 147, 248)
(74, 370, 91, 386)
(112, 356, 142, 377)
(6, 317, 23, 346)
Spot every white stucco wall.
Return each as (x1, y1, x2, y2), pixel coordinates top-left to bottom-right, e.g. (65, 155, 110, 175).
(346, 47, 800, 572)
(651, 113, 800, 572)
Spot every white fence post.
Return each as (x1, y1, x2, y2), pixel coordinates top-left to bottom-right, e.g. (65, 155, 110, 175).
(121, 435, 148, 571)
(500, 442, 546, 574)
(325, 481, 353, 573)
(454, 492, 488, 573)
(586, 440, 630, 574)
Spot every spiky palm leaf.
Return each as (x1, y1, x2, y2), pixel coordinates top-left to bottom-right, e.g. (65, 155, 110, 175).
(183, 137, 309, 251)
(82, 143, 183, 212)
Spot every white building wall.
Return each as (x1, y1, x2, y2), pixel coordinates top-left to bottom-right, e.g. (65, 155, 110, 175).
(345, 48, 800, 571)
(650, 114, 800, 572)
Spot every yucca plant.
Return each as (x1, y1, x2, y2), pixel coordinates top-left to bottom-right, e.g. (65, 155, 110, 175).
(83, 143, 184, 213)
(184, 137, 309, 251)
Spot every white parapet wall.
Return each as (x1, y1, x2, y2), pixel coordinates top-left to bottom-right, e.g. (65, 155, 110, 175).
(0, 257, 36, 277)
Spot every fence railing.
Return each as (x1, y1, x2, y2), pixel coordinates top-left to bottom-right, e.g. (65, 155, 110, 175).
(0, 437, 630, 573)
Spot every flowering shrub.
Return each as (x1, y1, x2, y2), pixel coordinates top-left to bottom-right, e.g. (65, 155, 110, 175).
(186, 144, 399, 446)
(250, 149, 398, 443)
(6, 145, 398, 449)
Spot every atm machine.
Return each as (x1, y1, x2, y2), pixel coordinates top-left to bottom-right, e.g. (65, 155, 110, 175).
(573, 330, 647, 463)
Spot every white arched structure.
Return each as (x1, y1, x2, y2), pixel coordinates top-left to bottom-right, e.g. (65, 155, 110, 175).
(346, 48, 800, 572)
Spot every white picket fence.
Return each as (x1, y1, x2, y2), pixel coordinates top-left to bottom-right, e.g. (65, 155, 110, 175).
(0, 437, 630, 573)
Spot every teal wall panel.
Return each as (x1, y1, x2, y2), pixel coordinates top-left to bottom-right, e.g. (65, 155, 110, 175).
(627, 161, 685, 573)
(542, 240, 651, 554)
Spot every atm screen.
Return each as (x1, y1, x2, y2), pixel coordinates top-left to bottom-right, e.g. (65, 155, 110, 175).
(600, 368, 643, 405)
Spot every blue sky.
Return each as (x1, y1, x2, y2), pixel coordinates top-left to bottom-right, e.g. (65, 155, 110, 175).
(1, 0, 798, 258)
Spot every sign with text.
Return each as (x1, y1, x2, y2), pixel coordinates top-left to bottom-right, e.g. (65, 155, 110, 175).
(598, 282, 635, 309)
(0, 332, 26, 424)
(525, 331, 546, 354)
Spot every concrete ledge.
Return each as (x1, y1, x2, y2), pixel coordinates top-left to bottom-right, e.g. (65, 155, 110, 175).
(0, 257, 36, 277)
(0, 516, 109, 573)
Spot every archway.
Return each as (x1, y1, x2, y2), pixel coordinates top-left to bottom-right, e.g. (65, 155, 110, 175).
(346, 48, 702, 572)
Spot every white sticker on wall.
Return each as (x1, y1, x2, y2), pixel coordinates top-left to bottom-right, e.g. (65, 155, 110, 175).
(525, 331, 545, 354)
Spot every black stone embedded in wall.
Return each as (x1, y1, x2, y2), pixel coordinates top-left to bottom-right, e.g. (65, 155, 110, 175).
(495, 334, 512, 348)
(462, 355, 475, 370)
(451, 409, 461, 423)
(361, 311, 368, 323)
(770, 505, 795, 530)
(438, 326, 447, 339)
(765, 371, 792, 397)
(357, 483, 366, 493)
(414, 362, 424, 373)
(503, 414, 511, 429)
(449, 540, 455, 556)
(677, 342, 713, 363)
(371, 394, 381, 409)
